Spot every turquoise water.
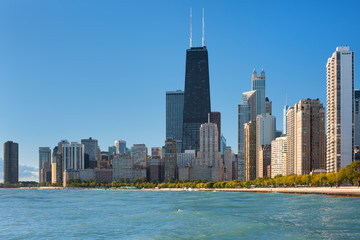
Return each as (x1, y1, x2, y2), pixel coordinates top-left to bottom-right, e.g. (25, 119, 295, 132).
(0, 189, 359, 239)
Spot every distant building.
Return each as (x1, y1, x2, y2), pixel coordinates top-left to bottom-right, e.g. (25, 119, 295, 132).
(355, 90, 360, 148)
(224, 146, 234, 181)
(256, 113, 276, 178)
(131, 144, 148, 168)
(182, 46, 211, 153)
(81, 138, 99, 169)
(62, 142, 85, 171)
(108, 146, 117, 161)
(210, 111, 221, 152)
(51, 140, 69, 184)
(148, 158, 161, 182)
(39, 147, 51, 183)
(115, 140, 127, 154)
(265, 97, 272, 115)
(220, 135, 226, 156)
(286, 99, 326, 175)
(164, 137, 177, 180)
(283, 105, 289, 135)
(238, 90, 257, 180)
(244, 121, 256, 181)
(252, 69, 266, 115)
(166, 90, 184, 153)
(197, 116, 221, 168)
(271, 136, 287, 178)
(326, 46, 354, 172)
(112, 154, 132, 181)
(4, 141, 19, 184)
(177, 150, 195, 167)
(151, 147, 162, 158)
(259, 145, 271, 178)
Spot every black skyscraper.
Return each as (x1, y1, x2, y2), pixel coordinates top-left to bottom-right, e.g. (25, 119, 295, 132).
(182, 46, 211, 152)
(4, 141, 19, 184)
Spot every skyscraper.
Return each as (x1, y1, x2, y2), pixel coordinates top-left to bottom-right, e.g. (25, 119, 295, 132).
(131, 144, 148, 168)
(326, 46, 354, 172)
(197, 116, 221, 167)
(182, 46, 211, 152)
(210, 111, 221, 152)
(252, 69, 266, 115)
(62, 142, 85, 170)
(286, 99, 326, 175)
(4, 141, 18, 184)
(271, 136, 287, 178)
(115, 140, 126, 154)
(81, 137, 99, 169)
(256, 113, 276, 178)
(39, 147, 51, 183)
(238, 90, 256, 180)
(283, 105, 289, 135)
(164, 137, 177, 180)
(244, 121, 256, 181)
(51, 140, 68, 184)
(355, 90, 360, 148)
(166, 90, 184, 152)
(265, 97, 272, 115)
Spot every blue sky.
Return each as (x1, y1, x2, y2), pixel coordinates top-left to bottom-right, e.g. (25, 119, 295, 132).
(1, 0, 359, 173)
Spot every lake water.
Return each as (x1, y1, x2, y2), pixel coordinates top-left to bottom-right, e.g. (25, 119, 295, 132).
(0, 189, 359, 239)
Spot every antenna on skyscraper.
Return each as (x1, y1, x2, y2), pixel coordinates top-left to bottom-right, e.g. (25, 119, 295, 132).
(190, 8, 193, 48)
(202, 8, 205, 47)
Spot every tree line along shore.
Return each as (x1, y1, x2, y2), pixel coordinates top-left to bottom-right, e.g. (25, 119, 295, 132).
(1, 161, 359, 190)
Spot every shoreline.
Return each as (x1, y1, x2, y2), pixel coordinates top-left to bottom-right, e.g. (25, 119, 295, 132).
(14, 186, 360, 198)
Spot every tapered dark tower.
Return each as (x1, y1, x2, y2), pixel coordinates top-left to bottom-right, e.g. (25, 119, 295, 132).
(182, 46, 211, 152)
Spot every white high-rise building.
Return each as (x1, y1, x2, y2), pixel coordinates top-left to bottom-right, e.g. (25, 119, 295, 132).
(283, 105, 289, 135)
(271, 136, 287, 178)
(62, 142, 85, 170)
(326, 46, 354, 172)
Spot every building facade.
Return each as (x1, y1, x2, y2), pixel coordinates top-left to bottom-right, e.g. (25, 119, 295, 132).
(115, 140, 127, 154)
(210, 111, 221, 152)
(252, 69, 266, 115)
(62, 142, 85, 171)
(244, 121, 256, 181)
(81, 137, 99, 169)
(182, 46, 211, 152)
(166, 90, 184, 152)
(131, 144, 148, 168)
(355, 90, 360, 148)
(4, 141, 19, 184)
(271, 136, 287, 178)
(164, 137, 177, 180)
(39, 147, 51, 183)
(326, 46, 355, 172)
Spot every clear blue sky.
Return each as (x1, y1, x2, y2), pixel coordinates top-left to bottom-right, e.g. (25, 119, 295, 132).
(1, 0, 359, 170)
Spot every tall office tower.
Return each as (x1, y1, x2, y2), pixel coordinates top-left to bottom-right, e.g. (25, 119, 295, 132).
(244, 121, 256, 181)
(112, 154, 132, 181)
(252, 69, 266, 115)
(327, 46, 355, 172)
(224, 146, 234, 181)
(259, 145, 271, 177)
(355, 90, 360, 147)
(39, 147, 51, 183)
(62, 142, 85, 170)
(265, 97, 272, 115)
(220, 134, 226, 155)
(283, 105, 290, 134)
(177, 150, 196, 167)
(285, 107, 295, 175)
(108, 146, 117, 162)
(286, 99, 326, 175)
(51, 140, 68, 184)
(210, 111, 221, 152)
(131, 144, 148, 168)
(115, 140, 127, 154)
(256, 113, 276, 178)
(197, 116, 221, 167)
(271, 136, 287, 178)
(164, 137, 177, 180)
(182, 46, 211, 153)
(166, 90, 184, 152)
(238, 90, 257, 179)
(3, 141, 19, 184)
(81, 138, 98, 169)
(151, 147, 162, 158)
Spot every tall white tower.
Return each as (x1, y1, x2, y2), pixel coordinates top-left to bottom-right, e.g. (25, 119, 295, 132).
(326, 46, 354, 172)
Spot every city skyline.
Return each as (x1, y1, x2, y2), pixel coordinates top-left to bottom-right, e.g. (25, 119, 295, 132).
(1, 0, 360, 180)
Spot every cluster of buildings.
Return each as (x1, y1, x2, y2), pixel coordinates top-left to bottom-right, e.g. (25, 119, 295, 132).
(2, 16, 359, 186)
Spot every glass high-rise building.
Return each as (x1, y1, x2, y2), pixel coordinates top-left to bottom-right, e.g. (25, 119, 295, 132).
(4, 141, 19, 184)
(252, 69, 266, 115)
(166, 90, 184, 152)
(182, 46, 211, 152)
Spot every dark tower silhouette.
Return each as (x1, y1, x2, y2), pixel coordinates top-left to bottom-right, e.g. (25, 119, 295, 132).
(182, 46, 211, 152)
(4, 141, 19, 184)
